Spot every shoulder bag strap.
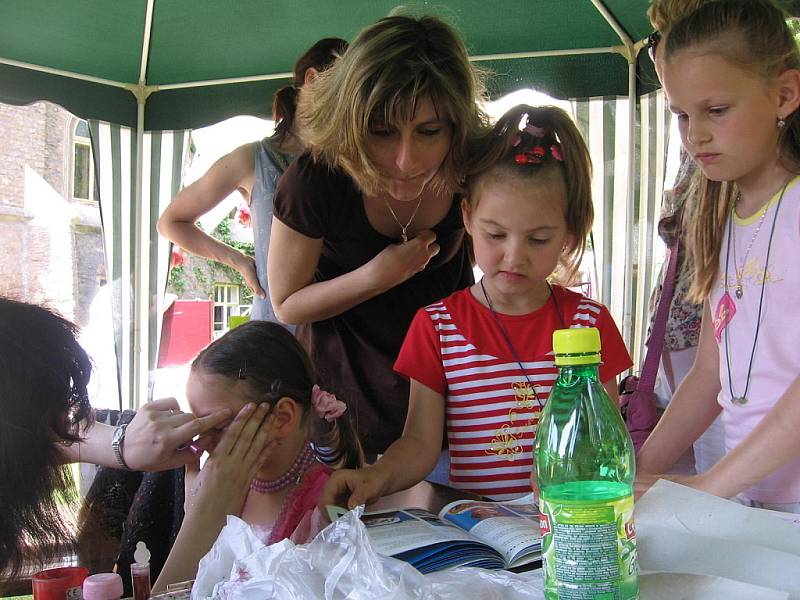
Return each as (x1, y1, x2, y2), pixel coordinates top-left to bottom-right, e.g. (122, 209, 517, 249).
(637, 233, 681, 393)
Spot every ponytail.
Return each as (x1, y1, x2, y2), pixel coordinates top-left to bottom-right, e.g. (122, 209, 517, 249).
(307, 408, 363, 470)
(270, 86, 299, 146)
(268, 37, 348, 148)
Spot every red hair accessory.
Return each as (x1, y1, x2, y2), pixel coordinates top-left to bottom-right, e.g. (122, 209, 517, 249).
(513, 120, 564, 165)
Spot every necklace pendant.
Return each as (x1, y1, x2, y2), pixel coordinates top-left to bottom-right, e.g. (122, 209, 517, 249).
(735, 285, 743, 299)
(400, 231, 408, 244)
(731, 395, 748, 406)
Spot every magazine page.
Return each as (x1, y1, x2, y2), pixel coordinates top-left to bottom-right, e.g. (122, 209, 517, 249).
(331, 506, 507, 573)
(438, 494, 542, 567)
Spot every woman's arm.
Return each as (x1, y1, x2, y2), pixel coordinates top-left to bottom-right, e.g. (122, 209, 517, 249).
(318, 379, 445, 509)
(59, 398, 232, 471)
(637, 301, 722, 475)
(153, 402, 274, 591)
(156, 143, 264, 297)
(268, 218, 440, 324)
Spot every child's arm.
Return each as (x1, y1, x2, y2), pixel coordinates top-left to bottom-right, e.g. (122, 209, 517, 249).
(695, 374, 800, 499)
(637, 301, 722, 475)
(318, 379, 445, 510)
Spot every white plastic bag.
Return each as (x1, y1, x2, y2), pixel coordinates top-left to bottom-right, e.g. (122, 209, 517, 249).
(191, 506, 544, 600)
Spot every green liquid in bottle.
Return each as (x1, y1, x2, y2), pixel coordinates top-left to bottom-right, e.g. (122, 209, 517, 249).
(536, 329, 638, 600)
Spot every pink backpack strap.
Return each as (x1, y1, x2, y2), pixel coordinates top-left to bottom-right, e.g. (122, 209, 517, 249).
(639, 233, 681, 392)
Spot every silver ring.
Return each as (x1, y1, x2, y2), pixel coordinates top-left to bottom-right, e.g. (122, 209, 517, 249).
(169, 408, 176, 416)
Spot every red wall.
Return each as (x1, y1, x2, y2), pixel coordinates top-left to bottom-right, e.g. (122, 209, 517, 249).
(158, 300, 212, 367)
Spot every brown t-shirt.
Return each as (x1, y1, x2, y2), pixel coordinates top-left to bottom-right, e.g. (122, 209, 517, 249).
(273, 154, 473, 455)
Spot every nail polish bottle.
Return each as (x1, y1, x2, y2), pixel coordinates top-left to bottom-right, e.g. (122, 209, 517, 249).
(131, 540, 152, 600)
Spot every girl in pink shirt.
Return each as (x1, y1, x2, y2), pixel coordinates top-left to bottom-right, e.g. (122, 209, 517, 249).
(637, 0, 800, 512)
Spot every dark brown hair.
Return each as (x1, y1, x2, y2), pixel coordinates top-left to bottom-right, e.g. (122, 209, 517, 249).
(0, 298, 93, 581)
(191, 320, 363, 469)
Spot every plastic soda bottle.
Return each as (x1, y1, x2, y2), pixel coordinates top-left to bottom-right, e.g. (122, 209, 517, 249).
(535, 327, 638, 599)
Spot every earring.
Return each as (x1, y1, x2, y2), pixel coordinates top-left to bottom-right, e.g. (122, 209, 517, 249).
(778, 117, 786, 129)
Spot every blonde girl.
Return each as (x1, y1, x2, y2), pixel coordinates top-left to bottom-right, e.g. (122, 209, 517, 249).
(320, 105, 632, 507)
(637, 0, 800, 511)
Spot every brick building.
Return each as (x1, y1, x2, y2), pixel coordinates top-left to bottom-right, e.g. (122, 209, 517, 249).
(0, 101, 105, 327)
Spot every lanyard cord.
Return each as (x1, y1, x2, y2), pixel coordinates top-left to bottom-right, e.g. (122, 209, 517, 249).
(479, 278, 565, 407)
(722, 181, 786, 404)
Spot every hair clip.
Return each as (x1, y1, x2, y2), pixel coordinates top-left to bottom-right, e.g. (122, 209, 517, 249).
(270, 379, 282, 394)
(513, 118, 564, 165)
(238, 365, 247, 380)
(524, 123, 548, 138)
(515, 146, 546, 165)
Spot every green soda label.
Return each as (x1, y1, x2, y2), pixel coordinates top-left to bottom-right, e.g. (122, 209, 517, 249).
(539, 491, 638, 600)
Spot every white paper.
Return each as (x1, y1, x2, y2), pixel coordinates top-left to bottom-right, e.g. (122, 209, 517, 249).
(640, 572, 789, 600)
(636, 480, 800, 598)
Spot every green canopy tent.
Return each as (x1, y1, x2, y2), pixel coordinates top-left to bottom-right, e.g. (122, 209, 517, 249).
(0, 0, 666, 409)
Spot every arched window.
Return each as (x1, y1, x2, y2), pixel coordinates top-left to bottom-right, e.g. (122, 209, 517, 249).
(72, 119, 97, 201)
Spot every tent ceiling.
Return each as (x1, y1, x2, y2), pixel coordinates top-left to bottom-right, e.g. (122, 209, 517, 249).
(1, 0, 659, 130)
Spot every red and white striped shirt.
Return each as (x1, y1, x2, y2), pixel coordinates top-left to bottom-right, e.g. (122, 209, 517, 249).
(395, 286, 631, 501)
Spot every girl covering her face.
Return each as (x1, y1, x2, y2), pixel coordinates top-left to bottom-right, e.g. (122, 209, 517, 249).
(154, 320, 363, 590)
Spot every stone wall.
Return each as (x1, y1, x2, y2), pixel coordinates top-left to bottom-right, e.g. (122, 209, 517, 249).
(0, 102, 104, 326)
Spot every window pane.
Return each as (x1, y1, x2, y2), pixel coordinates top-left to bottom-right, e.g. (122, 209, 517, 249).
(75, 120, 90, 138)
(73, 145, 90, 199)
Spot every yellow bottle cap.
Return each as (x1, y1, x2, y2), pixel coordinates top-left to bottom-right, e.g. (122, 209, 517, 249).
(552, 327, 601, 365)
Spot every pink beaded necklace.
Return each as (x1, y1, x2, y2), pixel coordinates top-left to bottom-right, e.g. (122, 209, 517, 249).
(250, 442, 316, 494)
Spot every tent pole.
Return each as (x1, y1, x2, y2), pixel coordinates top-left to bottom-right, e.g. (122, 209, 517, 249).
(624, 61, 637, 351)
(132, 97, 144, 410)
(130, 0, 156, 410)
(590, 0, 638, 349)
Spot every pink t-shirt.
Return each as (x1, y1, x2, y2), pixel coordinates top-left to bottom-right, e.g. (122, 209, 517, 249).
(710, 176, 800, 503)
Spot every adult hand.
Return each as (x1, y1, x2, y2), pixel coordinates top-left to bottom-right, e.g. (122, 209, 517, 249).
(318, 466, 390, 515)
(184, 402, 275, 518)
(233, 253, 267, 300)
(372, 229, 440, 291)
(122, 397, 232, 472)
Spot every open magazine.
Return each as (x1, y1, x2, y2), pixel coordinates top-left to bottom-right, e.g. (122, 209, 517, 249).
(329, 494, 542, 574)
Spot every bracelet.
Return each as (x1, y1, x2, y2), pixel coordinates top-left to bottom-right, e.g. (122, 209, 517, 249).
(112, 423, 131, 470)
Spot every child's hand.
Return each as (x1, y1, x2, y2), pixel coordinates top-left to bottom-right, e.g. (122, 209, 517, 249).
(123, 397, 233, 471)
(184, 402, 275, 519)
(318, 466, 390, 514)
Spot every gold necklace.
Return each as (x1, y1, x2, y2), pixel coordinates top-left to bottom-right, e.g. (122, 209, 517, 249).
(730, 192, 770, 299)
(383, 195, 424, 243)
